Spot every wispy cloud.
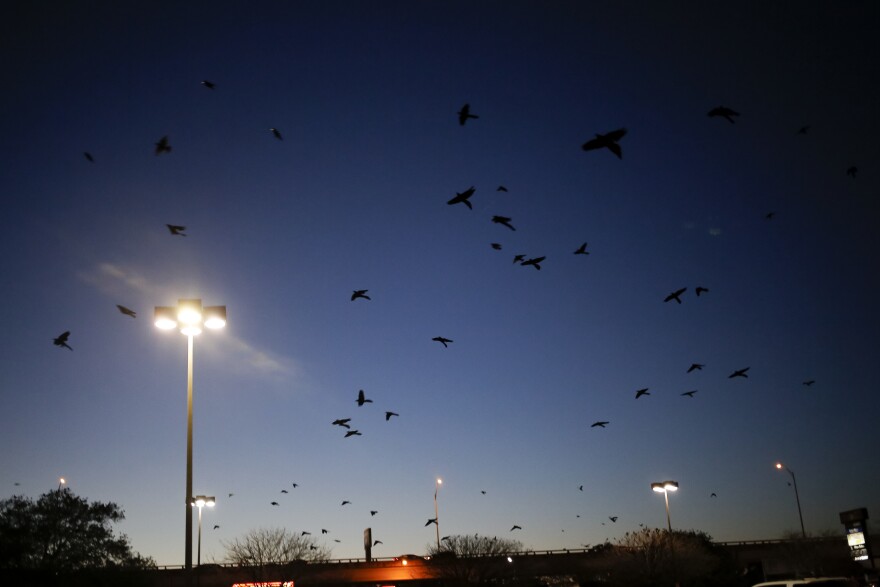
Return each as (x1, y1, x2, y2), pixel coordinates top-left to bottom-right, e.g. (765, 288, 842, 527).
(78, 262, 296, 378)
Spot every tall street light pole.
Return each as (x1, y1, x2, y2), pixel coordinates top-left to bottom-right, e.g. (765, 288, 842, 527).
(434, 478, 442, 551)
(155, 300, 226, 579)
(776, 462, 807, 538)
(652, 480, 679, 587)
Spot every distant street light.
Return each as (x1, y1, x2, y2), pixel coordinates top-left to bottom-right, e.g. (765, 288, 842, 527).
(434, 478, 443, 551)
(652, 480, 679, 587)
(775, 462, 806, 538)
(192, 495, 215, 568)
(58, 477, 66, 490)
(155, 299, 226, 577)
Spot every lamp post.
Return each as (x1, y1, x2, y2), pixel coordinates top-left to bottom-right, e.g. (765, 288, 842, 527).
(192, 495, 215, 568)
(775, 462, 806, 538)
(434, 478, 442, 551)
(652, 480, 679, 587)
(155, 299, 226, 576)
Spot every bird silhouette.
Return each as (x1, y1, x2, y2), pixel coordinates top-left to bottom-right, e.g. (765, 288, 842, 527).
(292, 483, 298, 488)
(270, 501, 279, 506)
(385, 411, 399, 421)
(497, 185, 508, 192)
(708, 106, 739, 123)
(728, 367, 750, 378)
(481, 490, 487, 495)
(333, 539, 341, 543)
(491, 243, 502, 250)
(322, 529, 329, 534)
(155, 136, 171, 155)
(332, 418, 352, 428)
(510, 525, 522, 531)
(201, 80, 215, 89)
(426, 517, 438, 526)
(766, 212, 776, 220)
(574, 243, 589, 255)
(521, 256, 545, 270)
(803, 380, 816, 386)
(695, 286, 709, 296)
(710, 492, 717, 497)
(681, 390, 697, 398)
(166, 224, 187, 236)
(116, 305, 137, 318)
(281, 489, 288, 494)
(373, 539, 383, 546)
(492, 215, 516, 230)
(581, 128, 627, 159)
(341, 501, 351, 506)
(344, 430, 362, 438)
(664, 287, 687, 303)
(847, 166, 858, 178)
(447, 186, 475, 209)
(608, 516, 618, 523)
(228, 493, 234, 498)
(213, 524, 220, 529)
(441, 536, 450, 541)
(371, 510, 378, 516)
(53, 331, 72, 350)
(432, 336, 453, 347)
(513, 254, 526, 264)
(797, 125, 809, 134)
(687, 363, 704, 373)
(83, 152, 94, 162)
(591, 421, 608, 428)
(356, 390, 372, 406)
(351, 289, 370, 301)
(270, 128, 283, 140)
(635, 388, 650, 399)
(579, 485, 583, 491)
(457, 103, 479, 125)
(301, 531, 311, 536)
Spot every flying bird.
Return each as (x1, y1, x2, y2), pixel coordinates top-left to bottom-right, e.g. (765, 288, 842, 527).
(847, 166, 858, 178)
(803, 380, 815, 386)
(521, 256, 545, 270)
(166, 224, 187, 236)
(281, 489, 288, 494)
(457, 103, 479, 125)
(301, 531, 311, 536)
(491, 215, 516, 230)
(608, 516, 618, 523)
(664, 287, 687, 304)
(496, 185, 508, 192)
(322, 529, 328, 534)
(292, 483, 298, 488)
(710, 492, 717, 497)
(574, 243, 589, 255)
(765, 212, 776, 220)
(635, 388, 650, 399)
(341, 501, 351, 506)
(385, 411, 398, 421)
(728, 367, 750, 379)
(707, 106, 739, 123)
(371, 510, 378, 516)
(447, 186, 475, 209)
(513, 254, 526, 264)
(695, 286, 709, 296)
(351, 289, 370, 301)
(154, 136, 171, 155)
(356, 389, 372, 406)
(228, 493, 234, 498)
(344, 430, 362, 438)
(481, 490, 487, 495)
(581, 128, 627, 159)
(591, 421, 608, 428)
(115, 305, 136, 318)
(510, 525, 522, 531)
(83, 152, 94, 162)
(270, 501, 279, 506)
(201, 80, 215, 89)
(213, 524, 220, 529)
(687, 363, 704, 373)
(681, 390, 697, 398)
(797, 125, 810, 135)
(579, 485, 583, 491)
(53, 331, 72, 350)
(491, 243, 502, 250)
(432, 336, 453, 347)
(270, 127, 283, 140)
(373, 540, 383, 546)
(332, 418, 352, 428)
(426, 517, 438, 526)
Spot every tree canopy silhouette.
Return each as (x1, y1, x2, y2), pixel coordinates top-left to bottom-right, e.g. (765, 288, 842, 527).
(0, 487, 154, 573)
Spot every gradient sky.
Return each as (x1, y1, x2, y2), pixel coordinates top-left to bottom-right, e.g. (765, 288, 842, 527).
(2, 0, 879, 567)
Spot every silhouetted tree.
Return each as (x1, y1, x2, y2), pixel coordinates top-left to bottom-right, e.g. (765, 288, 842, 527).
(0, 487, 154, 586)
(426, 533, 525, 585)
(602, 528, 736, 587)
(221, 526, 331, 583)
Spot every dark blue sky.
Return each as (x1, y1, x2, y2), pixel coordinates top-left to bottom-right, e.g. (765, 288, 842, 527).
(2, 1, 878, 566)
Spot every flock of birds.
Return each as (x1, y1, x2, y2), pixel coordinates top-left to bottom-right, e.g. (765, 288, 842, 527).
(48, 72, 865, 557)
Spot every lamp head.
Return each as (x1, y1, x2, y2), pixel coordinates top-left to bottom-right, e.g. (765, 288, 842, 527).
(154, 306, 178, 330)
(203, 306, 227, 330)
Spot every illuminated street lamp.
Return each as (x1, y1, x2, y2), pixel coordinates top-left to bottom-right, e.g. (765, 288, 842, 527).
(155, 299, 226, 576)
(192, 495, 215, 568)
(434, 478, 442, 551)
(775, 462, 806, 538)
(58, 477, 66, 490)
(652, 480, 679, 587)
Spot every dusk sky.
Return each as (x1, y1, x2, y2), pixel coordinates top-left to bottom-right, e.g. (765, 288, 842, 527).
(2, 1, 879, 567)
